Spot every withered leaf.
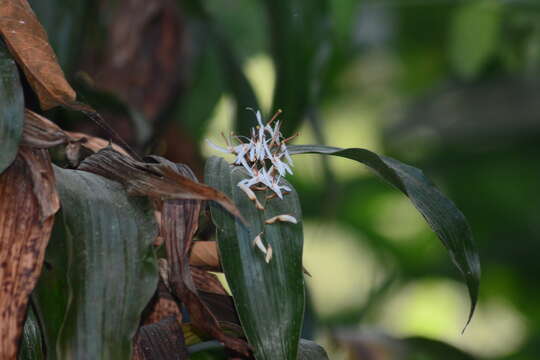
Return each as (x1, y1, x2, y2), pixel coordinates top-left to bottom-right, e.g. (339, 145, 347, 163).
(190, 241, 221, 271)
(21, 109, 70, 149)
(161, 165, 250, 357)
(191, 267, 227, 295)
(0, 147, 58, 359)
(0, 0, 76, 110)
(133, 316, 188, 360)
(78, 148, 244, 222)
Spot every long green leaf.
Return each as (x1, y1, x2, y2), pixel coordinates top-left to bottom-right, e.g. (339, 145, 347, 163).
(34, 166, 158, 360)
(288, 145, 480, 327)
(0, 40, 24, 174)
(205, 157, 304, 360)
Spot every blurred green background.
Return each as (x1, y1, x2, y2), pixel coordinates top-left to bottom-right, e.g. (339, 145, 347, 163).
(29, 0, 540, 358)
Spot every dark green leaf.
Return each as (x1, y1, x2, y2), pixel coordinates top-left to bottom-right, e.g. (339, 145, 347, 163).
(205, 157, 305, 360)
(34, 166, 158, 359)
(288, 145, 480, 328)
(0, 39, 24, 174)
(19, 304, 45, 360)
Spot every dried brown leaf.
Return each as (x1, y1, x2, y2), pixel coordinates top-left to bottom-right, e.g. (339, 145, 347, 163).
(190, 241, 221, 271)
(132, 316, 188, 360)
(66, 131, 131, 156)
(191, 267, 227, 295)
(0, 0, 76, 110)
(161, 165, 250, 357)
(21, 109, 70, 148)
(78, 148, 244, 222)
(0, 147, 57, 359)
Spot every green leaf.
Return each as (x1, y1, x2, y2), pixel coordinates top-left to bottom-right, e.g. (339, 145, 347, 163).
(34, 166, 158, 359)
(0, 40, 24, 174)
(19, 305, 45, 360)
(449, 0, 502, 79)
(205, 157, 304, 360)
(288, 145, 480, 328)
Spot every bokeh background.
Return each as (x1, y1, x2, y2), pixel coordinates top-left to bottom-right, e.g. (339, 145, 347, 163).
(29, 0, 540, 358)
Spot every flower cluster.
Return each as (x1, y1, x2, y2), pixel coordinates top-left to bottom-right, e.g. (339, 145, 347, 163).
(207, 109, 298, 263)
(206, 109, 295, 207)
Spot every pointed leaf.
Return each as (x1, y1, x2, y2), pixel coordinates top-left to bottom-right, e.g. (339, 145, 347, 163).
(288, 144, 480, 327)
(205, 156, 305, 360)
(0, 40, 24, 174)
(33, 166, 159, 359)
(0, 148, 57, 359)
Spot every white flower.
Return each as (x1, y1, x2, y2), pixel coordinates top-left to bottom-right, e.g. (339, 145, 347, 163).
(207, 109, 295, 206)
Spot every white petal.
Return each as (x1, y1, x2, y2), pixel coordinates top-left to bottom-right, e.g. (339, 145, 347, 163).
(265, 245, 273, 263)
(265, 214, 298, 224)
(252, 232, 267, 254)
(206, 139, 231, 153)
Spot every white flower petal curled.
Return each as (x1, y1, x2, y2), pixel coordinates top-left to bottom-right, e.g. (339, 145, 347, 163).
(265, 245, 273, 263)
(265, 214, 298, 224)
(252, 232, 267, 254)
(238, 182, 264, 210)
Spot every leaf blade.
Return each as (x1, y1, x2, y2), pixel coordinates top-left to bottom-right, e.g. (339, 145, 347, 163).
(34, 166, 159, 359)
(205, 156, 305, 360)
(288, 144, 480, 327)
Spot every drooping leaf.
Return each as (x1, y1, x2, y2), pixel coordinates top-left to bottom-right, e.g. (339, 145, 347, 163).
(160, 164, 250, 357)
(132, 317, 189, 360)
(0, 40, 24, 174)
(0, 147, 57, 360)
(34, 166, 159, 359)
(288, 144, 481, 327)
(205, 156, 305, 360)
(19, 304, 45, 360)
(0, 0, 76, 110)
(78, 148, 244, 221)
